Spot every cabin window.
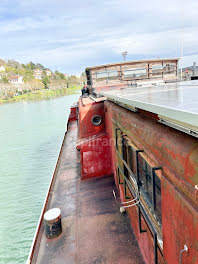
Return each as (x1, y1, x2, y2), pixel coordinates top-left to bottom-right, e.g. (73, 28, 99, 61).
(164, 63, 175, 75)
(122, 137, 127, 162)
(115, 128, 122, 151)
(117, 166, 123, 185)
(138, 154, 162, 223)
(122, 137, 129, 179)
(152, 64, 163, 77)
(115, 128, 124, 180)
(120, 136, 137, 181)
(123, 67, 147, 79)
(154, 170, 162, 222)
(95, 70, 119, 80)
(138, 155, 152, 204)
(127, 145, 135, 175)
(114, 127, 162, 224)
(114, 128, 163, 261)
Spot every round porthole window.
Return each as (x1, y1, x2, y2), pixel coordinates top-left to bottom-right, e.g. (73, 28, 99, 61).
(91, 115, 102, 126)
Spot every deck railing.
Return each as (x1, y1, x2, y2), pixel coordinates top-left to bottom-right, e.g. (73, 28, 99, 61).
(86, 58, 179, 90)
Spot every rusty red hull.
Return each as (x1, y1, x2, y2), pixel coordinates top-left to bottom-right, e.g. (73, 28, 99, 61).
(28, 91, 198, 264)
(104, 101, 198, 264)
(78, 96, 198, 263)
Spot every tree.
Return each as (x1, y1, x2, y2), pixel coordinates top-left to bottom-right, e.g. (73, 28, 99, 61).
(81, 72, 86, 84)
(68, 75, 79, 86)
(42, 76, 50, 89)
(54, 71, 66, 80)
(36, 63, 45, 70)
(0, 76, 9, 84)
(23, 71, 34, 82)
(0, 59, 5, 65)
(7, 59, 19, 68)
(26, 61, 36, 70)
(59, 73, 65, 80)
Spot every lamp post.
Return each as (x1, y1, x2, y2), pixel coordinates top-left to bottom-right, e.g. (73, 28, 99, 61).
(122, 51, 128, 61)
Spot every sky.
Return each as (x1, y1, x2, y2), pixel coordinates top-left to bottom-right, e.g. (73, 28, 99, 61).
(0, 0, 198, 74)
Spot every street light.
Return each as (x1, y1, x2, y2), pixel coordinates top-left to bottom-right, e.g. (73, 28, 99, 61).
(122, 51, 128, 61)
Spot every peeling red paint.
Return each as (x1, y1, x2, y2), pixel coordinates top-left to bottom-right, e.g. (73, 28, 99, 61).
(69, 105, 78, 122)
(78, 97, 106, 139)
(77, 97, 198, 263)
(104, 101, 198, 264)
(162, 176, 198, 264)
(78, 97, 112, 180)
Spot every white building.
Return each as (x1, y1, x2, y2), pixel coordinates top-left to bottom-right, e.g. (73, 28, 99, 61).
(45, 70, 52, 76)
(33, 69, 43, 80)
(0, 65, 5, 72)
(8, 75, 24, 84)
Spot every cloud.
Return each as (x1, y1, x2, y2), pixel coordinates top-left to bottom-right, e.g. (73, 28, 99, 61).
(0, 0, 198, 74)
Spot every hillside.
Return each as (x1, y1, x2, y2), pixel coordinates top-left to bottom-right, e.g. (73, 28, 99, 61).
(0, 59, 84, 102)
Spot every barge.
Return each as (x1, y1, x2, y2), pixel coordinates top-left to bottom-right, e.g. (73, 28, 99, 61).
(27, 58, 198, 264)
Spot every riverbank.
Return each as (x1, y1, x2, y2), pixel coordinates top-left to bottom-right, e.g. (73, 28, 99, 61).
(0, 86, 81, 104)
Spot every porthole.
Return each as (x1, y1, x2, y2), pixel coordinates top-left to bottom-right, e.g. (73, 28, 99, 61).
(91, 115, 102, 126)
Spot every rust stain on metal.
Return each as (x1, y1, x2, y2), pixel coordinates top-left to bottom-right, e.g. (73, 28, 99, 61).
(104, 100, 198, 264)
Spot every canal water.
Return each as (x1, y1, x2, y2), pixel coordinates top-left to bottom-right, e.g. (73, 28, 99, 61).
(0, 94, 79, 264)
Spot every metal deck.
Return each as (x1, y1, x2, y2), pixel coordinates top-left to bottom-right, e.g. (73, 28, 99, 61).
(101, 80, 198, 129)
(30, 121, 144, 264)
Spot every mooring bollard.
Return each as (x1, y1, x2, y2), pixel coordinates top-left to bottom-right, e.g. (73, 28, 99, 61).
(44, 208, 62, 239)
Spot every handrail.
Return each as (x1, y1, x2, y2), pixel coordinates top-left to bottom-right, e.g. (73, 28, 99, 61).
(117, 161, 162, 264)
(116, 146, 163, 264)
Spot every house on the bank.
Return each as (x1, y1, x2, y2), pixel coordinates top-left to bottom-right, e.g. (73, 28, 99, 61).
(45, 69, 52, 76)
(183, 68, 193, 80)
(8, 75, 24, 84)
(33, 69, 43, 80)
(182, 62, 198, 80)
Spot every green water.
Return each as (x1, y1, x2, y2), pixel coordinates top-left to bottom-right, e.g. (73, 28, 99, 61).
(0, 94, 79, 264)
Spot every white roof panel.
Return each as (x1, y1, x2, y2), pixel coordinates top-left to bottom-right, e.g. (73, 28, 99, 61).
(101, 80, 198, 128)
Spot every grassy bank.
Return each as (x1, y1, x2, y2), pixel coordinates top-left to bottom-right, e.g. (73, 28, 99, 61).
(0, 86, 81, 104)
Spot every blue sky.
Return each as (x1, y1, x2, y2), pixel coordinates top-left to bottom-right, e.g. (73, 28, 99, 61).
(0, 0, 198, 74)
